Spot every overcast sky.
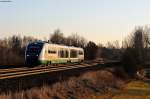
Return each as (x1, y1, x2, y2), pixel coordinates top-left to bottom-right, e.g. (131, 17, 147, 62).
(0, 0, 150, 44)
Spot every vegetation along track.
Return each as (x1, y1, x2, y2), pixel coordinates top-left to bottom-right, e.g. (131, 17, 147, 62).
(0, 60, 104, 80)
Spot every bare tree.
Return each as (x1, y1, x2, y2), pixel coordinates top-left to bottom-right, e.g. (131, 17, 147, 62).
(106, 41, 115, 49)
(50, 29, 65, 44)
(122, 26, 150, 75)
(106, 40, 120, 49)
(66, 33, 87, 48)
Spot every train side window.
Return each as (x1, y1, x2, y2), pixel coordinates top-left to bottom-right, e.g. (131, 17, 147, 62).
(65, 50, 69, 58)
(70, 50, 77, 58)
(79, 51, 83, 55)
(59, 50, 65, 58)
(48, 50, 56, 54)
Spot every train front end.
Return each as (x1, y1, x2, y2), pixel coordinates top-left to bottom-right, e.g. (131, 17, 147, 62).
(25, 42, 44, 66)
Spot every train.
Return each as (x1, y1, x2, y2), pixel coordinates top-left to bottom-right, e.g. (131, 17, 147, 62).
(25, 41, 84, 66)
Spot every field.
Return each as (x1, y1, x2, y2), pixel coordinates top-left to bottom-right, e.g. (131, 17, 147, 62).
(108, 80, 150, 99)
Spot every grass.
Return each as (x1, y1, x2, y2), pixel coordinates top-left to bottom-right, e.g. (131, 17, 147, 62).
(109, 80, 150, 99)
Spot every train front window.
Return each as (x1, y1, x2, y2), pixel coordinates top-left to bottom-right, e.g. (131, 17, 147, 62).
(27, 44, 43, 54)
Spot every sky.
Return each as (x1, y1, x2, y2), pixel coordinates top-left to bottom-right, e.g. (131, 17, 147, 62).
(0, 0, 150, 44)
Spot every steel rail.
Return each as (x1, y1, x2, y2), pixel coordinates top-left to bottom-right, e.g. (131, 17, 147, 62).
(0, 60, 101, 74)
(0, 63, 83, 74)
(0, 62, 99, 80)
(0, 63, 93, 77)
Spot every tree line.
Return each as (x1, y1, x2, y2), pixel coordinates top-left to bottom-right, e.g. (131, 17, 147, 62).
(0, 36, 38, 65)
(1, 27, 149, 77)
(50, 27, 150, 76)
(0, 29, 102, 65)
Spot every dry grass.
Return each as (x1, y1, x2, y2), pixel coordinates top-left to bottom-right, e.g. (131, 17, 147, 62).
(103, 80, 150, 99)
(0, 70, 125, 99)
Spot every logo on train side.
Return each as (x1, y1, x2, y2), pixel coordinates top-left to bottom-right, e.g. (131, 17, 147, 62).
(0, 0, 12, 2)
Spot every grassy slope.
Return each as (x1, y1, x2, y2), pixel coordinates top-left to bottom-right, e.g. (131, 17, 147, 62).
(0, 69, 125, 99)
(16, 74, 150, 99)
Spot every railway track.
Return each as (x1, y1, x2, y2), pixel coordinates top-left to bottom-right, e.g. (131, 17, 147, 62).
(0, 60, 104, 80)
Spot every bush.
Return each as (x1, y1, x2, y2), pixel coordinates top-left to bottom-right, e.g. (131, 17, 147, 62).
(85, 41, 98, 60)
(121, 48, 137, 75)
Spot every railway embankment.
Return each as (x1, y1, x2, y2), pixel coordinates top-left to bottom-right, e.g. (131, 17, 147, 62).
(0, 63, 103, 93)
(0, 64, 128, 99)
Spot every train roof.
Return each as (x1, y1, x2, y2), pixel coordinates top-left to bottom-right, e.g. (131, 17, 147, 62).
(29, 41, 83, 50)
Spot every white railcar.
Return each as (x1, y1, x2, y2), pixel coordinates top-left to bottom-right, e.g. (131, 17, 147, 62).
(25, 42, 84, 66)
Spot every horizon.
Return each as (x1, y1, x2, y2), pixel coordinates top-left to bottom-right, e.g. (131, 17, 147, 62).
(0, 0, 150, 44)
